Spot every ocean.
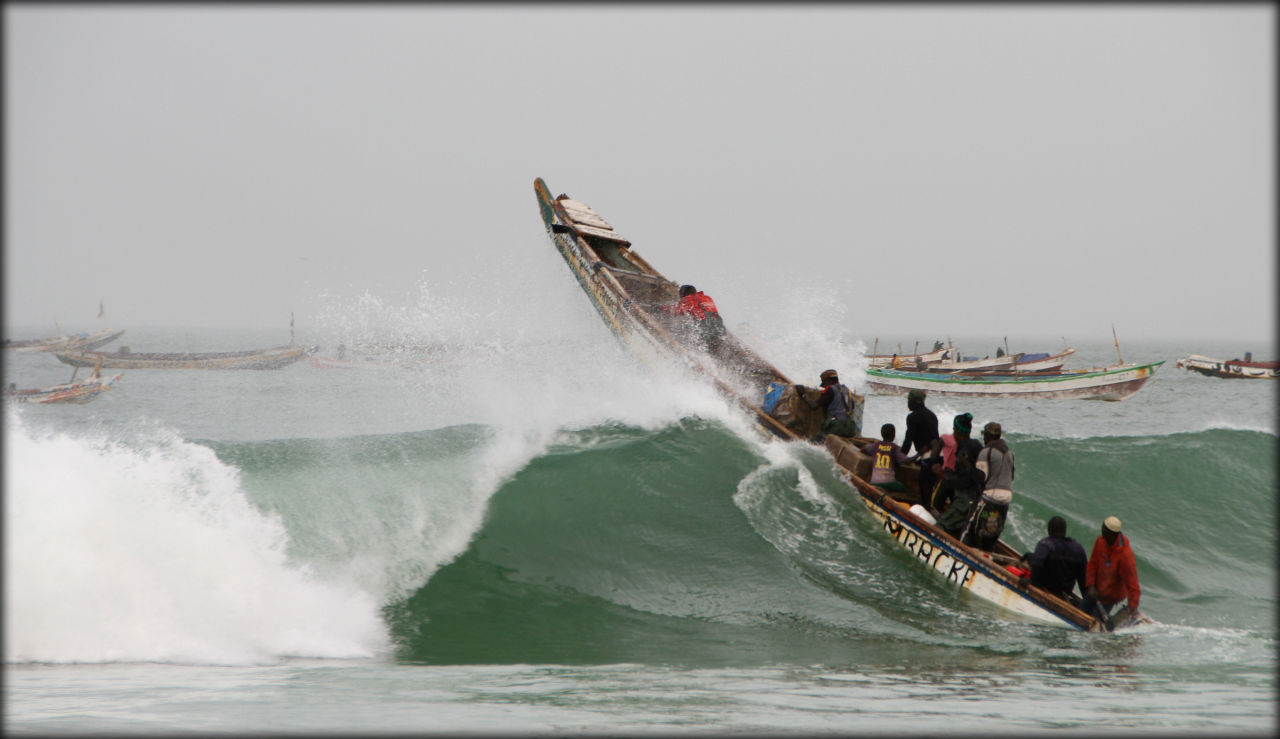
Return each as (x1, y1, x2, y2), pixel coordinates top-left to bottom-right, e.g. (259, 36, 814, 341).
(3, 305, 1276, 734)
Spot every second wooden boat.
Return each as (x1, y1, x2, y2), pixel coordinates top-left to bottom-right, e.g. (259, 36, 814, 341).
(4, 328, 124, 353)
(1176, 353, 1278, 379)
(866, 362, 1163, 400)
(55, 344, 309, 370)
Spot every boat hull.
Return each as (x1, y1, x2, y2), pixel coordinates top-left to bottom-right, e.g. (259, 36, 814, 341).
(55, 345, 308, 370)
(4, 329, 124, 353)
(866, 362, 1162, 401)
(6, 373, 122, 404)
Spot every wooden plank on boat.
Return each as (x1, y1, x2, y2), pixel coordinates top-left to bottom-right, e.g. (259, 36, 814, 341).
(559, 199, 614, 229)
(570, 222, 631, 245)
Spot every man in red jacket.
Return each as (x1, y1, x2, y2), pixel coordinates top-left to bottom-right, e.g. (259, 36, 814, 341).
(661, 284, 727, 354)
(1082, 515, 1141, 630)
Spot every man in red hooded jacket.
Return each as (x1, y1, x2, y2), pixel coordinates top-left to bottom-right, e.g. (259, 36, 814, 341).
(660, 284, 726, 354)
(1082, 515, 1141, 629)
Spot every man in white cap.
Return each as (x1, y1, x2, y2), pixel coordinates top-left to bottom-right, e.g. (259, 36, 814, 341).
(1081, 515, 1141, 629)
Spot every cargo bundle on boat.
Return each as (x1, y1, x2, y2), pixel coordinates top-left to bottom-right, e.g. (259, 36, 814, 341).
(534, 177, 1134, 632)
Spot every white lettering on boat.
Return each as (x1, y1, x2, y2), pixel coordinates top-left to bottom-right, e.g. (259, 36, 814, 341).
(883, 514, 975, 588)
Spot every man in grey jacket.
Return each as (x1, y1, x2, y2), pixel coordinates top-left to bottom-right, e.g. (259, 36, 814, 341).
(963, 421, 1015, 549)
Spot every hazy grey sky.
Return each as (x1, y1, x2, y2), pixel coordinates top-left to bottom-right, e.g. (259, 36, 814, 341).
(5, 5, 1274, 343)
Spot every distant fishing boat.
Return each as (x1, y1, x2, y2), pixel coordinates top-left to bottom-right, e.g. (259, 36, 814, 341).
(3, 328, 124, 353)
(1011, 348, 1075, 372)
(924, 353, 1025, 372)
(55, 344, 309, 370)
(1176, 353, 1279, 380)
(5, 369, 122, 404)
(866, 361, 1163, 401)
(866, 345, 949, 368)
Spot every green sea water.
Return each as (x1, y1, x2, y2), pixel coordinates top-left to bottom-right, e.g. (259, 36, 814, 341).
(3, 321, 1276, 734)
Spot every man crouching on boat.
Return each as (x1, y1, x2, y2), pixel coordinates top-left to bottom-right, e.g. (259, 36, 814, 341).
(794, 369, 863, 442)
(656, 284, 728, 355)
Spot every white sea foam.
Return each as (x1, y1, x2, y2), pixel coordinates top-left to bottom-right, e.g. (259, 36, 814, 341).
(3, 411, 390, 665)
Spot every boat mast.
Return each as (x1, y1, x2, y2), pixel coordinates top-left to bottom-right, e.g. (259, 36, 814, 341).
(1112, 323, 1124, 365)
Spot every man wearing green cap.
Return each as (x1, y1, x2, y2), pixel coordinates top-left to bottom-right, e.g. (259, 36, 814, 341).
(930, 413, 984, 535)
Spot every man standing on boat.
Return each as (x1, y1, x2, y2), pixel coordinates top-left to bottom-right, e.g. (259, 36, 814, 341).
(901, 389, 939, 461)
(922, 412, 979, 510)
(795, 369, 863, 442)
(1081, 516, 1141, 629)
(904, 389, 942, 503)
(964, 421, 1015, 550)
(933, 441, 985, 538)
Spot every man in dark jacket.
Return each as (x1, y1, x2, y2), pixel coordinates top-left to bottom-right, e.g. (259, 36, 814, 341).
(934, 442, 985, 538)
(796, 369, 863, 441)
(901, 389, 939, 460)
(1022, 516, 1087, 604)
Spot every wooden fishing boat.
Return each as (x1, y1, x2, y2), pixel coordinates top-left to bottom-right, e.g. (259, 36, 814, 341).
(924, 353, 1025, 372)
(1176, 354, 1279, 380)
(54, 344, 309, 370)
(866, 362, 1163, 401)
(1011, 348, 1074, 372)
(5, 370, 122, 404)
(3, 328, 124, 353)
(867, 346, 948, 368)
(534, 177, 1128, 632)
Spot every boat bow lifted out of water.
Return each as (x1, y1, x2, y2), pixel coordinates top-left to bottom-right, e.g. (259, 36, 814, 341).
(534, 177, 1136, 632)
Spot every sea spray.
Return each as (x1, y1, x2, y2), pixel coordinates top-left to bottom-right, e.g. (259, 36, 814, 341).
(4, 411, 389, 664)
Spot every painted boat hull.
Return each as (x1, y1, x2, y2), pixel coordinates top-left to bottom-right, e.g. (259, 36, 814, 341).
(6, 373, 122, 404)
(866, 362, 1162, 400)
(55, 344, 308, 370)
(535, 177, 1104, 631)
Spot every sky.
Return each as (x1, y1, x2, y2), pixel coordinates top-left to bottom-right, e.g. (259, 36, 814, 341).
(4, 4, 1275, 344)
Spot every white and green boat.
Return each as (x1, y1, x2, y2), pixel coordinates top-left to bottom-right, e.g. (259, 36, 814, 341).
(866, 362, 1164, 401)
